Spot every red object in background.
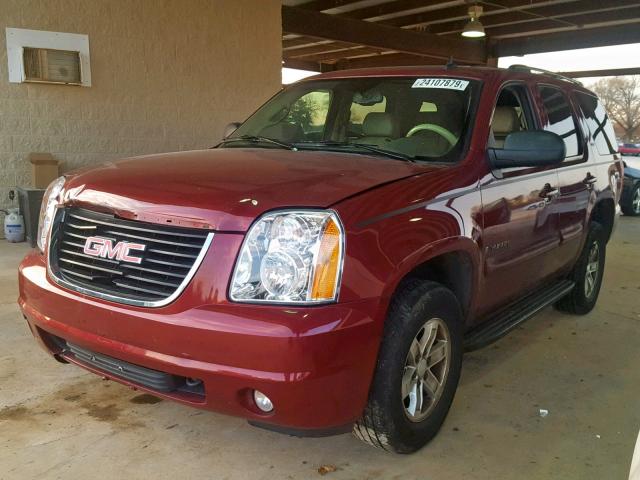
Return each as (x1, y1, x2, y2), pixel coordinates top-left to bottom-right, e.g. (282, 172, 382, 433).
(619, 143, 640, 156)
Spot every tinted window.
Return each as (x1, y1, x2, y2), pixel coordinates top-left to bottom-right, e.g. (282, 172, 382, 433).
(490, 85, 534, 150)
(538, 86, 581, 158)
(575, 91, 618, 155)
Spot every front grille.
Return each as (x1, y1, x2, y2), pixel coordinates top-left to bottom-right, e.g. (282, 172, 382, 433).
(67, 342, 183, 392)
(44, 334, 205, 398)
(49, 207, 213, 306)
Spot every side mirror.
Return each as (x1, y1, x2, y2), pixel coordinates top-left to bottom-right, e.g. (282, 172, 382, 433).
(488, 130, 566, 169)
(223, 122, 242, 139)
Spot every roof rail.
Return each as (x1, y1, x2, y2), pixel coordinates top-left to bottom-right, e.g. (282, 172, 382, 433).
(508, 64, 583, 86)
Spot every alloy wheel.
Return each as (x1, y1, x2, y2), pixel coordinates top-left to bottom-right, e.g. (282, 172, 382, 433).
(633, 188, 640, 214)
(402, 318, 451, 422)
(584, 242, 600, 299)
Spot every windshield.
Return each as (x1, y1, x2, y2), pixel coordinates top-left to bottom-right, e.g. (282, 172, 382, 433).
(223, 76, 480, 162)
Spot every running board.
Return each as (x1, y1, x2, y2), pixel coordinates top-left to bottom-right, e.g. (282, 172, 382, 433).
(464, 280, 575, 351)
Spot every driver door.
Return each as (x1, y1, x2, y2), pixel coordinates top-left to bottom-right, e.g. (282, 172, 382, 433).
(478, 83, 562, 316)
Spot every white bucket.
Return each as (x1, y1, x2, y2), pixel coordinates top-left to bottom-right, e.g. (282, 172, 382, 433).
(4, 208, 25, 243)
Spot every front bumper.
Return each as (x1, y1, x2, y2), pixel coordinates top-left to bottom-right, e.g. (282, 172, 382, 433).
(18, 249, 383, 432)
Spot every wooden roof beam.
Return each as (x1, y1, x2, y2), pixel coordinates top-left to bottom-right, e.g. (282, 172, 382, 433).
(291, 0, 371, 12)
(284, 42, 368, 58)
(338, 0, 465, 21)
(494, 23, 640, 56)
(425, 0, 640, 35)
(283, 57, 334, 73)
(334, 52, 447, 70)
(289, 46, 390, 63)
(560, 67, 640, 78)
(380, 0, 579, 28)
(478, 7, 640, 39)
(282, 5, 487, 63)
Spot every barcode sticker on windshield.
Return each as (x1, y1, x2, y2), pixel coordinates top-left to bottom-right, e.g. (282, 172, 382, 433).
(412, 78, 469, 90)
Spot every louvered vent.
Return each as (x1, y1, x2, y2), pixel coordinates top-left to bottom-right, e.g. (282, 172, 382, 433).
(23, 47, 81, 85)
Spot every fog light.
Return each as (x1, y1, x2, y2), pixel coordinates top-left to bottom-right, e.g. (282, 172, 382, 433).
(253, 390, 274, 413)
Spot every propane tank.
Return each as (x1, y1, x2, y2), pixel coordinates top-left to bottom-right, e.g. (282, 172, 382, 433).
(4, 208, 25, 243)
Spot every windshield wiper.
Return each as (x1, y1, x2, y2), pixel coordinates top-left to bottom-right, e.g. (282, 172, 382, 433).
(346, 143, 415, 162)
(217, 135, 297, 150)
(297, 141, 415, 162)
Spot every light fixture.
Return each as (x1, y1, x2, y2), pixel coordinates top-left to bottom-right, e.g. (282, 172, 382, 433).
(461, 5, 486, 38)
(253, 390, 274, 413)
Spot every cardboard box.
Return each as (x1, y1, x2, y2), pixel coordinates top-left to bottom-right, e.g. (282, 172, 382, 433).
(29, 153, 60, 189)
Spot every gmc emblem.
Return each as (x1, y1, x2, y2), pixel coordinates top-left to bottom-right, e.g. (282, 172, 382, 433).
(83, 236, 146, 264)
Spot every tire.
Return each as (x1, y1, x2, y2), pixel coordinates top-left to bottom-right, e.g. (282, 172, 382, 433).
(621, 183, 640, 217)
(555, 221, 606, 315)
(353, 280, 463, 454)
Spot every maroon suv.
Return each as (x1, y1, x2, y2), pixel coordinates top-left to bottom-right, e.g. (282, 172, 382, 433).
(19, 65, 623, 453)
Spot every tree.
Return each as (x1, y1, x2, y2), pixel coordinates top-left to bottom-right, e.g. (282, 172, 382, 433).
(287, 94, 320, 131)
(591, 76, 640, 142)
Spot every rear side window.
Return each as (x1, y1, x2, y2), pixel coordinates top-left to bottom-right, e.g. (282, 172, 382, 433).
(575, 91, 618, 155)
(538, 85, 581, 158)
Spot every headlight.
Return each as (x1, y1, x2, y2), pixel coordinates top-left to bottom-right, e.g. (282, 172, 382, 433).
(230, 210, 344, 304)
(37, 176, 65, 252)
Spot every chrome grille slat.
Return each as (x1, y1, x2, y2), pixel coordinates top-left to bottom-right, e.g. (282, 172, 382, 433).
(60, 248, 120, 264)
(66, 222, 97, 230)
(64, 232, 91, 241)
(59, 257, 124, 275)
(59, 267, 95, 281)
(101, 229, 203, 248)
(49, 207, 213, 306)
(122, 274, 181, 288)
(68, 213, 209, 239)
(112, 280, 170, 297)
(145, 257, 192, 269)
(120, 264, 186, 278)
(147, 248, 198, 259)
(62, 239, 88, 249)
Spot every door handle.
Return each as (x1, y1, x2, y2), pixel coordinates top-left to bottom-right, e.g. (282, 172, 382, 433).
(539, 183, 560, 203)
(583, 173, 597, 186)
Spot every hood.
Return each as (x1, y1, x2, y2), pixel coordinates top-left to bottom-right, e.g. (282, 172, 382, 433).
(63, 148, 432, 232)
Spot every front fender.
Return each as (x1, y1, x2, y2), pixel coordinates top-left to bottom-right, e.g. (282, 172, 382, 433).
(334, 168, 483, 324)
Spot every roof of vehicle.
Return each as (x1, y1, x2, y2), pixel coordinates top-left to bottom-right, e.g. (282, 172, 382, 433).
(301, 64, 595, 95)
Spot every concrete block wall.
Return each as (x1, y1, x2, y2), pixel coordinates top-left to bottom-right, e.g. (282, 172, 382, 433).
(0, 0, 282, 235)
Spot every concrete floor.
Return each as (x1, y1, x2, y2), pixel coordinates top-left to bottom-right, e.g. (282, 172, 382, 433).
(1, 218, 639, 480)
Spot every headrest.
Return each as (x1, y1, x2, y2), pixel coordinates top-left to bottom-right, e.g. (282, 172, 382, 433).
(362, 112, 394, 137)
(492, 107, 520, 134)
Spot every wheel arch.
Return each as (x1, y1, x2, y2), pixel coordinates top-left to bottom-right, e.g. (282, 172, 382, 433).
(590, 197, 616, 242)
(383, 238, 481, 324)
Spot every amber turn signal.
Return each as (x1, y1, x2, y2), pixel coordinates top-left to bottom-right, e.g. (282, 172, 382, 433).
(310, 217, 342, 301)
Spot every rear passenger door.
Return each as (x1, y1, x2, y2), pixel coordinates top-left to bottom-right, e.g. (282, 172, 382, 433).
(536, 85, 591, 267)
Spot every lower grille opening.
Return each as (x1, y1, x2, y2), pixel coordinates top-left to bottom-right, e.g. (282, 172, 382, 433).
(47, 333, 205, 399)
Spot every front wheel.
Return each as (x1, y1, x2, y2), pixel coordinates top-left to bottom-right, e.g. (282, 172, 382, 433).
(555, 221, 606, 314)
(353, 280, 463, 453)
(621, 183, 640, 216)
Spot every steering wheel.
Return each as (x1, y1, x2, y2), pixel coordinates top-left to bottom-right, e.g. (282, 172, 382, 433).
(405, 123, 458, 146)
